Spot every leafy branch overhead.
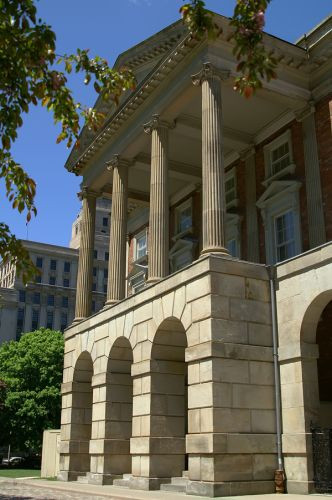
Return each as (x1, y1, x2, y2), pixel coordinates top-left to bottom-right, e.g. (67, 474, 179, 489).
(0, 0, 275, 282)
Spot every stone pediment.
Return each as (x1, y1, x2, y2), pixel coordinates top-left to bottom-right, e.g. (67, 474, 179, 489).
(256, 180, 302, 209)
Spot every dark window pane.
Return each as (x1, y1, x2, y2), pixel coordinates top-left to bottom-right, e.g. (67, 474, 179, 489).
(94, 250, 98, 259)
(60, 312, 67, 332)
(19, 290, 26, 302)
(49, 276, 56, 286)
(102, 217, 108, 227)
(63, 278, 69, 288)
(104, 268, 108, 279)
(31, 309, 39, 330)
(64, 261, 70, 273)
(33, 292, 40, 305)
(62, 296, 68, 308)
(35, 274, 41, 284)
(47, 295, 54, 307)
(93, 267, 97, 277)
(46, 311, 53, 329)
(36, 257, 43, 268)
(105, 252, 109, 261)
(50, 259, 57, 271)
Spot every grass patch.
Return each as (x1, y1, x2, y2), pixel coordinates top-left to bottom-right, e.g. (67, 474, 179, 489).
(0, 469, 41, 478)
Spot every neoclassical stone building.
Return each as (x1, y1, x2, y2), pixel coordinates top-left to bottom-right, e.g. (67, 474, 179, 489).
(58, 13, 332, 496)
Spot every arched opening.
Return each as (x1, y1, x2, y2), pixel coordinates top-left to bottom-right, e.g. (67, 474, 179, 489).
(150, 318, 187, 479)
(106, 337, 133, 477)
(72, 352, 93, 477)
(300, 293, 332, 492)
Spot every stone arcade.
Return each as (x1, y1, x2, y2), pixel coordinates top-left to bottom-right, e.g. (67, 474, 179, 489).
(58, 13, 332, 496)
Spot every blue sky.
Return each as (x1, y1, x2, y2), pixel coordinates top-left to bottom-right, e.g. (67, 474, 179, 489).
(4, 0, 331, 247)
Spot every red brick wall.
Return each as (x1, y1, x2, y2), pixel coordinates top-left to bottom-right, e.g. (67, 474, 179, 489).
(316, 94, 332, 242)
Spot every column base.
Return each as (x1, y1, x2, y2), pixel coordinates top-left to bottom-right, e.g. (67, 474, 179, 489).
(146, 277, 162, 285)
(186, 480, 275, 497)
(129, 476, 171, 491)
(71, 317, 85, 325)
(86, 472, 121, 485)
(200, 247, 230, 257)
(104, 299, 119, 307)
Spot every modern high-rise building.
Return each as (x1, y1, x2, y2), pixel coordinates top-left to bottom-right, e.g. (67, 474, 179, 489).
(0, 197, 111, 343)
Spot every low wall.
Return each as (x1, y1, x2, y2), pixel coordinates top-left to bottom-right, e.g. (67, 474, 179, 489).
(41, 429, 61, 478)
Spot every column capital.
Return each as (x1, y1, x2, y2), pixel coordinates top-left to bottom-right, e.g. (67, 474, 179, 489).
(77, 186, 100, 201)
(106, 154, 132, 172)
(143, 114, 175, 135)
(191, 62, 230, 87)
(295, 101, 316, 122)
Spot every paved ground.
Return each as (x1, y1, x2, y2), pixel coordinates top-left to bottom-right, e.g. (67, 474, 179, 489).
(0, 479, 332, 500)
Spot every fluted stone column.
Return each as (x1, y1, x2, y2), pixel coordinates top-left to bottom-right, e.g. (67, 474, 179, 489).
(74, 187, 98, 322)
(144, 115, 172, 282)
(106, 155, 129, 305)
(297, 104, 326, 248)
(192, 62, 229, 256)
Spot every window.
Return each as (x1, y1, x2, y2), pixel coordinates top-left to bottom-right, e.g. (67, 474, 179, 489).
(36, 257, 43, 268)
(60, 312, 67, 332)
(49, 276, 56, 286)
(63, 278, 69, 288)
(103, 217, 108, 227)
(103, 284, 107, 294)
(35, 274, 42, 284)
(256, 179, 302, 264)
(227, 239, 238, 258)
(31, 309, 39, 330)
(33, 292, 40, 305)
(130, 273, 145, 294)
(46, 311, 54, 329)
(175, 200, 192, 235)
(64, 261, 70, 273)
(105, 251, 109, 261)
(134, 231, 147, 260)
(47, 295, 54, 307)
(103, 268, 108, 279)
(19, 290, 26, 302)
(263, 130, 295, 182)
(92, 300, 96, 313)
(274, 211, 296, 262)
(93, 267, 97, 277)
(16, 307, 25, 336)
(94, 249, 98, 259)
(62, 296, 68, 308)
(92, 283, 96, 291)
(173, 251, 191, 271)
(50, 259, 57, 271)
(225, 169, 237, 207)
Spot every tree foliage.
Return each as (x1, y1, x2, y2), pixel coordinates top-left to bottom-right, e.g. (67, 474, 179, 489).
(0, 328, 64, 451)
(0, 0, 275, 282)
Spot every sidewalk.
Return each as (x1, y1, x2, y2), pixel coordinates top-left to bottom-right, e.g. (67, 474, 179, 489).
(0, 478, 332, 500)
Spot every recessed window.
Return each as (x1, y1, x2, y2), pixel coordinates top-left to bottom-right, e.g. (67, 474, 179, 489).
(64, 261, 71, 273)
(49, 276, 56, 286)
(35, 274, 42, 284)
(92, 300, 96, 313)
(274, 210, 296, 262)
(134, 231, 147, 260)
(36, 257, 43, 269)
(225, 171, 237, 207)
(47, 295, 54, 307)
(46, 311, 54, 329)
(93, 267, 97, 277)
(60, 312, 67, 332)
(105, 251, 109, 261)
(16, 307, 25, 336)
(103, 284, 107, 294)
(62, 296, 68, 308)
(104, 268, 108, 279)
(103, 217, 108, 227)
(19, 290, 26, 302)
(264, 130, 295, 182)
(227, 239, 238, 258)
(63, 278, 69, 288)
(175, 200, 192, 235)
(50, 259, 57, 271)
(33, 292, 40, 305)
(31, 309, 39, 330)
(94, 250, 98, 259)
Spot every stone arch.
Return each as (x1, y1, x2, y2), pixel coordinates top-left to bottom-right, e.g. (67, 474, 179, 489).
(105, 337, 133, 477)
(301, 290, 332, 344)
(71, 351, 94, 477)
(149, 317, 188, 479)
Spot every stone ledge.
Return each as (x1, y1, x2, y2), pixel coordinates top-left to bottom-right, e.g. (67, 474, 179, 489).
(186, 479, 275, 497)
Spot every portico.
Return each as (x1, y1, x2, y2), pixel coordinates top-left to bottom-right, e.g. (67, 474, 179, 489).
(58, 12, 332, 497)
